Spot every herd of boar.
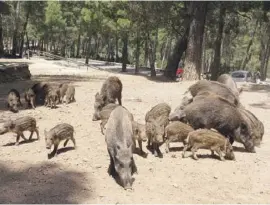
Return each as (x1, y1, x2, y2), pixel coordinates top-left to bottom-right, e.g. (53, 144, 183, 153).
(0, 73, 265, 190)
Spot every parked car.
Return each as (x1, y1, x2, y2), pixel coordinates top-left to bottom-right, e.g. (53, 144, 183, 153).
(230, 70, 252, 82)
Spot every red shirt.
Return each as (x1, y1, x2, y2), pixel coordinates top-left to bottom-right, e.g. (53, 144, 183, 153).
(176, 68, 183, 75)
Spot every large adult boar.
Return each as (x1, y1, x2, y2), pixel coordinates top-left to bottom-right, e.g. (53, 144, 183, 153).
(92, 76, 122, 121)
(217, 74, 243, 97)
(238, 108, 264, 148)
(145, 103, 171, 158)
(187, 80, 241, 107)
(0, 116, 39, 145)
(178, 95, 255, 153)
(182, 129, 235, 161)
(7, 89, 22, 113)
(105, 106, 137, 190)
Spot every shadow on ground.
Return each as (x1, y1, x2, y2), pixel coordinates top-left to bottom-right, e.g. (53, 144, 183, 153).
(0, 75, 107, 112)
(242, 83, 270, 93)
(87, 62, 178, 83)
(0, 161, 93, 203)
(249, 101, 270, 109)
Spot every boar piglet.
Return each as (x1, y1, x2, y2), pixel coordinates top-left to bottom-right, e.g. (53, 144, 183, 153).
(44, 123, 76, 158)
(7, 89, 22, 113)
(0, 116, 39, 145)
(182, 129, 235, 161)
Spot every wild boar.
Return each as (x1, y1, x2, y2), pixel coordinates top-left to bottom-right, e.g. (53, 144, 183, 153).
(179, 95, 255, 153)
(164, 121, 194, 153)
(7, 89, 22, 113)
(93, 76, 122, 121)
(24, 88, 36, 109)
(145, 103, 171, 158)
(217, 73, 243, 97)
(59, 83, 69, 103)
(182, 129, 235, 161)
(132, 121, 147, 155)
(44, 123, 76, 158)
(0, 116, 39, 145)
(105, 106, 137, 190)
(65, 85, 76, 104)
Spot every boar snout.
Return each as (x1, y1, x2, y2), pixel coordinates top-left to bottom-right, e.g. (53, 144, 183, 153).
(92, 113, 100, 121)
(124, 182, 132, 190)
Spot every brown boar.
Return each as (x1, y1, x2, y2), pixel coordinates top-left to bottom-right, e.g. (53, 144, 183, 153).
(132, 121, 147, 155)
(44, 123, 76, 158)
(0, 116, 39, 145)
(59, 83, 69, 103)
(105, 106, 137, 190)
(217, 74, 243, 97)
(65, 85, 76, 104)
(180, 95, 255, 153)
(93, 76, 122, 121)
(164, 121, 194, 153)
(7, 89, 22, 113)
(182, 129, 235, 161)
(24, 88, 36, 109)
(145, 103, 171, 158)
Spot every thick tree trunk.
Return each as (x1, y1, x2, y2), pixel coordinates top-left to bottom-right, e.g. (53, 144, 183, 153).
(12, 1, 20, 56)
(210, 3, 225, 80)
(19, 5, 30, 57)
(0, 14, 3, 57)
(240, 20, 259, 70)
(121, 32, 128, 72)
(164, 30, 189, 79)
(161, 37, 169, 69)
(183, 2, 208, 80)
(135, 29, 141, 74)
(260, 37, 270, 81)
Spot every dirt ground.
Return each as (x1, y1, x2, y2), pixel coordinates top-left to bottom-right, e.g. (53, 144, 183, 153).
(0, 59, 270, 203)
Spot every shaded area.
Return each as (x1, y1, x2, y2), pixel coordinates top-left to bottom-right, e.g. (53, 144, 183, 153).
(0, 161, 93, 203)
(249, 101, 270, 110)
(242, 83, 270, 93)
(0, 75, 106, 112)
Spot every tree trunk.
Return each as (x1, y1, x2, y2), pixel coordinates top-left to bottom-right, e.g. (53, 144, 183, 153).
(210, 3, 225, 80)
(115, 33, 119, 62)
(144, 38, 149, 67)
(161, 37, 169, 69)
(0, 14, 4, 57)
(164, 30, 189, 79)
(135, 29, 141, 74)
(240, 19, 259, 70)
(85, 36, 91, 64)
(19, 5, 30, 57)
(260, 37, 270, 81)
(183, 2, 207, 80)
(12, 1, 20, 56)
(121, 32, 128, 72)
(76, 24, 81, 58)
(148, 28, 159, 77)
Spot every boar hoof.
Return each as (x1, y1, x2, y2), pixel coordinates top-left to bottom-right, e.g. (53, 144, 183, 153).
(15, 142, 19, 146)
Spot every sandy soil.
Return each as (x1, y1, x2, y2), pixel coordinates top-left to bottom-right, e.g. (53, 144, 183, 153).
(0, 58, 270, 203)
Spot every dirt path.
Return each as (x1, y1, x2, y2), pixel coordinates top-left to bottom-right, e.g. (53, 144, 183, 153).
(0, 60, 269, 203)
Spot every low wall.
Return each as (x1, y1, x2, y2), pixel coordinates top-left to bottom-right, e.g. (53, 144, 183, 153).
(0, 63, 31, 83)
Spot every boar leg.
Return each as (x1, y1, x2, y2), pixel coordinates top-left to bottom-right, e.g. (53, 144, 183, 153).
(63, 139, 69, 147)
(191, 146, 199, 160)
(182, 144, 191, 158)
(138, 140, 144, 154)
(131, 157, 138, 175)
(29, 131, 34, 140)
(153, 143, 163, 158)
(215, 147, 225, 161)
(20, 132, 28, 141)
(15, 134, 21, 146)
(117, 95, 122, 105)
(51, 143, 59, 157)
(34, 128, 40, 140)
(108, 150, 116, 176)
(71, 136, 76, 148)
(165, 138, 171, 153)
